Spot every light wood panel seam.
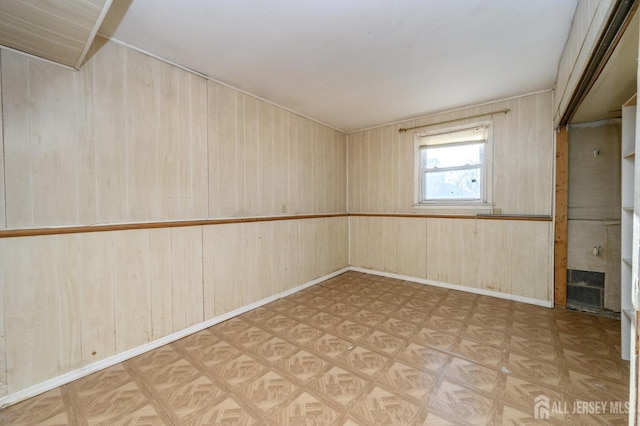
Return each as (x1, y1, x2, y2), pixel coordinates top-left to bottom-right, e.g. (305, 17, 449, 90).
(1, 52, 6, 229)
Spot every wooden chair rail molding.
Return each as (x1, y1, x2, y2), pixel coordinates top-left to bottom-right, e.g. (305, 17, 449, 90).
(0, 212, 552, 239)
(350, 213, 552, 221)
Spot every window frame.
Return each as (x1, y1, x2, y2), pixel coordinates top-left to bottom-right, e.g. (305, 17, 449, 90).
(413, 121, 493, 208)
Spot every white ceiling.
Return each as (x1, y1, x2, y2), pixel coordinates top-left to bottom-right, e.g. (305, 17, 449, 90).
(100, 0, 578, 132)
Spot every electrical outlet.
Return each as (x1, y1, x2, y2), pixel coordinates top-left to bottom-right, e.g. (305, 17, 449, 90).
(493, 208, 502, 215)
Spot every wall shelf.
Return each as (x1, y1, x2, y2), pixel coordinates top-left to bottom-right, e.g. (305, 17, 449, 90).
(621, 97, 635, 361)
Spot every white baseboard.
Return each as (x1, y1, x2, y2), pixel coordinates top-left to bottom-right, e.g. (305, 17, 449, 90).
(0, 266, 350, 409)
(349, 267, 553, 308)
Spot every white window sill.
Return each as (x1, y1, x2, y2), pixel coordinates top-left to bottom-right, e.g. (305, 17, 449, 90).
(412, 202, 494, 211)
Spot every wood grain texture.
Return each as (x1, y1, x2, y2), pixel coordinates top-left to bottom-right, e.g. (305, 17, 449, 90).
(347, 91, 554, 216)
(0, 30, 334, 405)
(2, 236, 64, 393)
(349, 216, 552, 302)
(0, 241, 5, 397)
(554, 0, 616, 124)
(0, 0, 109, 68)
(349, 215, 427, 279)
(0, 54, 4, 231)
(1, 39, 209, 228)
(208, 82, 346, 218)
(113, 230, 153, 353)
(202, 217, 348, 317)
(77, 232, 117, 365)
(347, 121, 415, 213)
(0, 226, 201, 393)
(554, 126, 569, 307)
(170, 226, 205, 331)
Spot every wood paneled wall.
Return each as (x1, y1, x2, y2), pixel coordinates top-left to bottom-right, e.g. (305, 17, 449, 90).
(0, 38, 348, 399)
(347, 91, 555, 303)
(2, 38, 346, 228)
(3, 41, 208, 227)
(0, 0, 111, 68)
(0, 217, 347, 395)
(0, 56, 4, 230)
(348, 91, 554, 215)
(554, 0, 615, 124)
(349, 216, 552, 303)
(208, 84, 346, 217)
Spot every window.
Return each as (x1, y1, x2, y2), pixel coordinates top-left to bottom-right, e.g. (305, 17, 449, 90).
(415, 122, 491, 205)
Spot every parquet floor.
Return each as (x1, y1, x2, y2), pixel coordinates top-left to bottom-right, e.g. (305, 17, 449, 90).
(0, 271, 629, 425)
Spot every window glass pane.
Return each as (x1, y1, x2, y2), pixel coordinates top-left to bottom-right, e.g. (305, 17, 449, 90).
(423, 168, 481, 200)
(423, 143, 483, 169)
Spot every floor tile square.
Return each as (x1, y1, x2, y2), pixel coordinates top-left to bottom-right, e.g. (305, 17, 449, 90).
(80, 380, 150, 424)
(209, 354, 266, 386)
(396, 343, 449, 374)
(379, 317, 419, 337)
(379, 361, 436, 400)
(311, 366, 369, 406)
(444, 357, 499, 395)
(140, 358, 203, 392)
(308, 312, 348, 330)
(568, 370, 629, 403)
(425, 315, 465, 335)
(360, 330, 406, 355)
(278, 350, 329, 383)
(237, 371, 300, 414)
(334, 320, 372, 341)
(214, 317, 253, 335)
(192, 339, 243, 368)
(506, 353, 564, 390)
(261, 314, 298, 332)
(251, 337, 298, 363)
(563, 349, 627, 383)
(338, 346, 390, 377)
(411, 327, 458, 351)
(176, 330, 220, 353)
(351, 309, 388, 326)
(391, 306, 429, 324)
(460, 324, 506, 348)
(0, 388, 69, 426)
(304, 333, 352, 359)
(269, 391, 339, 425)
(454, 338, 504, 368)
(284, 323, 324, 343)
(352, 386, 419, 425)
(509, 335, 557, 362)
(500, 376, 565, 414)
(182, 396, 258, 426)
(157, 375, 226, 420)
(428, 380, 494, 425)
